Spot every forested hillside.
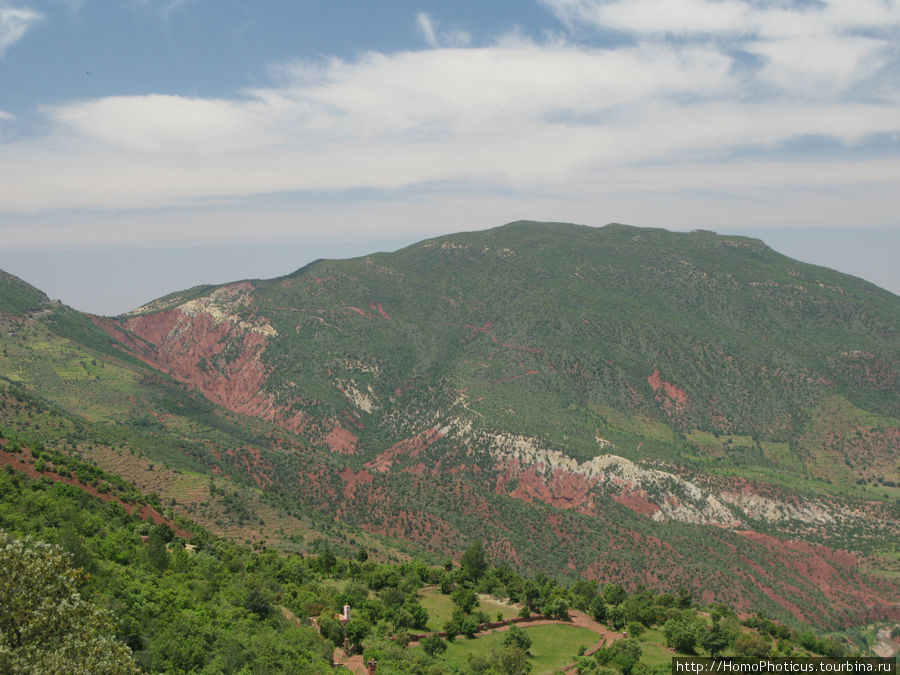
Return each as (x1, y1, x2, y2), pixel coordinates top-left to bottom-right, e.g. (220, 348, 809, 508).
(1, 222, 898, 635)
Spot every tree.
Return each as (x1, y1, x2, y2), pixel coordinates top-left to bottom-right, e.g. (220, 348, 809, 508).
(662, 614, 702, 654)
(469, 645, 532, 674)
(543, 595, 570, 621)
(626, 622, 645, 639)
(147, 524, 169, 571)
(589, 596, 607, 622)
(700, 621, 732, 658)
(603, 583, 627, 606)
(317, 547, 337, 576)
(445, 608, 480, 639)
(733, 633, 771, 658)
(461, 541, 489, 582)
(451, 586, 479, 614)
(570, 579, 600, 611)
(502, 625, 532, 653)
(0, 530, 139, 674)
(317, 614, 344, 647)
(243, 584, 273, 619)
(344, 618, 372, 654)
(421, 635, 447, 657)
(608, 638, 642, 675)
(403, 598, 429, 630)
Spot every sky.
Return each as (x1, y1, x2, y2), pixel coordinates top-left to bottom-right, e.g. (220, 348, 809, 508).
(0, 0, 898, 314)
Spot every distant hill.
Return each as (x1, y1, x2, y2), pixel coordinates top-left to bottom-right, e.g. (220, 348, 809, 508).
(2, 221, 898, 630)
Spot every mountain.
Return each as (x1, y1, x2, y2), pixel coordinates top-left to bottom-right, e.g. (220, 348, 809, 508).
(2, 221, 898, 631)
(0, 269, 50, 316)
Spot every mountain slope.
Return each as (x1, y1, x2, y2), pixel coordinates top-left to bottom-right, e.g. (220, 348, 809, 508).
(0, 269, 50, 316)
(2, 221, 899, 629)
(106, 221, 898, 477)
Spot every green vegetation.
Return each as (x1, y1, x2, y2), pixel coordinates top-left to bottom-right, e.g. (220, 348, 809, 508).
(0, 530, 139, 674)
(1, 221, 899, 642)
(0, 270, 48, 316)
(0, 427, 870, 674)
(432, 624, 597, 673)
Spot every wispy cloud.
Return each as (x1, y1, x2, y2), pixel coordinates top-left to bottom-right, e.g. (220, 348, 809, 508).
(539, 0, 900, 98)
(416, 10, 471, 49)
(416, 11, 439, 48)
(0, 4, 898, 247)
(0, 5, 42, 55)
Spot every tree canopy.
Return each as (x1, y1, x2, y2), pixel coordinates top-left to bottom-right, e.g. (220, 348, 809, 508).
(0, 529, 139, 674)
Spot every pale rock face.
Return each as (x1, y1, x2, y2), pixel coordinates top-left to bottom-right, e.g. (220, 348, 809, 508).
(718, 491, 836, 525)
(443, 419, 740, 527)
(337, 379, 378, 413)
(129, 283, 278, 337)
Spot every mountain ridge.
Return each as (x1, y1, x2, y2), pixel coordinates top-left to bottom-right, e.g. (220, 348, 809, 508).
(1, 221, 898, 630)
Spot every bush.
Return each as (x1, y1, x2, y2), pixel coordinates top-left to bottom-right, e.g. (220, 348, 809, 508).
(421, 635, 447, 657)
(733, 633, 771, 658)
(503, 625, 532, 653)
(662, 614, 702, 654)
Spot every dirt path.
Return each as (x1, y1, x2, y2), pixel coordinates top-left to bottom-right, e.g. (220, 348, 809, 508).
(332, 648, 367, 674)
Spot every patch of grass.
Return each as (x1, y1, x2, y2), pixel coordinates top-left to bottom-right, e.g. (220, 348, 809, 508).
(638, 639, 677, 666)
(418, 590, 521, 632)
(432, 624, 598, 674)
(418, 589, 456, 631)
(477, 593, 522, 622)
(594, 406, 678, 444)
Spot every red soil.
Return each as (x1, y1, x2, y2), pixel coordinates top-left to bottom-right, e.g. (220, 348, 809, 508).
(611, 487, 661, 516)
(736, 530, 900, 623)
(497, 459, 596, 513)
(340, 468, 374, 500)
(647, 368, 690, 406)
(369, 302, 391, 319)
(365, 427, 445, 473)
(324, 424, 359, 455)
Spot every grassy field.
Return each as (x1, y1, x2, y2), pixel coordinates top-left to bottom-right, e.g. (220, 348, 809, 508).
(637, 639, 677, 666)
(418, 589, 520, 631)
(427, 623, 599, 674)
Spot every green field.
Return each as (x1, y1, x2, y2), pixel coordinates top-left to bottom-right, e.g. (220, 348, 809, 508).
(424, 623, 599, 674)
(418, 588, 520, 631)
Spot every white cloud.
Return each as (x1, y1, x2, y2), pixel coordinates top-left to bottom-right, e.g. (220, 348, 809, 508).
(540, 0, 900, 98)
(544, 0, 750, 36)
(0, 5, 42, 54)
(0, 4, 898, 245)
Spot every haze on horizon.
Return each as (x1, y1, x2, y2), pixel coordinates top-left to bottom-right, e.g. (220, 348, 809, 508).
(0, 0, 898, 313)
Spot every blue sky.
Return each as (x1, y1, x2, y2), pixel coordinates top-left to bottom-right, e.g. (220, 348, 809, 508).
(0, 0, 898, 314)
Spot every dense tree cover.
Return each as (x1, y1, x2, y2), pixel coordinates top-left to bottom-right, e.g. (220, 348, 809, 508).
(0, 530, 139, 674)
(0, 456, 857, 674)
(0, 468, 334, 673)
